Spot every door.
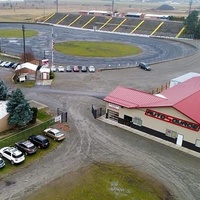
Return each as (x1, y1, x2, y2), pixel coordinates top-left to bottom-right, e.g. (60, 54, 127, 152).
(176, 134, 184, 146)
(43, 73, 47, 80)
(124, 115, 132, 126)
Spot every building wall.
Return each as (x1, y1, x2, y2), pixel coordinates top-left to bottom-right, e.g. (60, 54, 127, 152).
(15, 68, 36, 80)
(106, 103, 200, 145)
(0, 114, 11, 133)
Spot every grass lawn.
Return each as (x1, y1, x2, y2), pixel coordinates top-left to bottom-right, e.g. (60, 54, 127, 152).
(23, 162, 172, 200)
(37, 109, 52, 122)
(0, 29, 38, 38)
(55, 41, 141, 57)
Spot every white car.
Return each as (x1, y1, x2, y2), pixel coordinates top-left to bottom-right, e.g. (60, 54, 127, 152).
(58, 66, 65, 72)
(44, 128, 66, 141)
(51, 65, 57, 72)
(88, 66, 96, 72)
(0, 147, 25, 165)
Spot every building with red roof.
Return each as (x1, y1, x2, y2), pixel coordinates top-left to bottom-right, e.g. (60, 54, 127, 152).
(103, 76, 200, 153)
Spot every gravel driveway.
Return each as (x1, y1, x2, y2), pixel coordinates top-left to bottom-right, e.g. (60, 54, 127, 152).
(0, 36, 200, 200)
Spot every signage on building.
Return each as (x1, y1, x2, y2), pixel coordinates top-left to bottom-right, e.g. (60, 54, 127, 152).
(54, 115, 61, 123)
(145, 109, 200, 132)
(108, 103, 119, 110)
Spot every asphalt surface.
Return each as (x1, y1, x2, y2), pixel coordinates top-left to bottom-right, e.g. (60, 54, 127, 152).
(0, 23, 197, 68)
(0, 24, 200, 200)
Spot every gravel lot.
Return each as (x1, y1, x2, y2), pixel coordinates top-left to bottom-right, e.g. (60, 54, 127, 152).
(0, 38, 200, 200)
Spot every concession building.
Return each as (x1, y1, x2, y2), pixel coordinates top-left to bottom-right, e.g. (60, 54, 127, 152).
(103, 76, 200, 153)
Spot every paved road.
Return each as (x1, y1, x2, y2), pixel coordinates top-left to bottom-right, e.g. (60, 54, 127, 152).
(0, 23, 197, 68)
(0, 25, 200, 200)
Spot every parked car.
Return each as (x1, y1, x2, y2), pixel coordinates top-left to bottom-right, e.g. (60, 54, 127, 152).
(0, 147, 25, 165)
(44, 128, 66, 141)
(88, 66, 96, 72)
(4, 61, 13, 68)
(11, 62, 20, 69)
(0, 158, 5, 168)
(81, 65, 87, 72)
(0, 61, 8, 67)
(73, 65, 79, 72)
(138, 62, 151, 71)
(51, 65, 57, 72)
(28, 135, 50, 149)
(15, 140, 37, 155)
(58, 66, 65, 72)
(66, 65, 72, 72)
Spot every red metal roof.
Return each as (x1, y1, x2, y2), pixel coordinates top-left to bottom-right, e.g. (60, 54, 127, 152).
(104, 77, 200, 124)
(104, 86, 165, 108)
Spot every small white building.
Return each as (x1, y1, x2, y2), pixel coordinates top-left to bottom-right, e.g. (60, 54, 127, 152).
(40, 67, 50, 80)
(170, 72, 200, 88)
(15, 62, 38, 81)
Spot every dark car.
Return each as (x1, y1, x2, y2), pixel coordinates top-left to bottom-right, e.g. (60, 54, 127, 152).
(138, 62, 151, 71)
(66, 65, 72, 72)
(28, 135, 50, 149)
(15, 140, 37, 155)
(81, 66, 87, 72)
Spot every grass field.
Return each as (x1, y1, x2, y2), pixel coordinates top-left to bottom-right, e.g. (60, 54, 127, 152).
(0, 29, 38, 38)
(55, 41, 141, 57)
(22, 162, 171, 200)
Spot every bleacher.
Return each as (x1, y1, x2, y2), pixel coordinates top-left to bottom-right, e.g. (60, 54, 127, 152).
(134, 20, 162, 35)
(116, 18, 144, 34)
(84, 15, 109, 30)
(153, 21, 184, 38)
(44, 13, 67, 24)
(99, 17, 126, 32)
(58, 14, 81, 26)
(42, 13, 185, 38)
(71, 15, 94, 28)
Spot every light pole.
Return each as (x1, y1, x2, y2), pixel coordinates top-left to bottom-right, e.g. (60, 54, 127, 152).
(22, 25, 26, 62)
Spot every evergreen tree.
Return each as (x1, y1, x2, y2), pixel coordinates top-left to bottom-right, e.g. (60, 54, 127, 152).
(184, 10, 200, 38)
(6, 88, 33, 127)
(0, 80, 7, 100)
(30, 107, 38, 124)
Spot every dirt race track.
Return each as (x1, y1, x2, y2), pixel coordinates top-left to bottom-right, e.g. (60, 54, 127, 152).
(1, 21, 200, 200)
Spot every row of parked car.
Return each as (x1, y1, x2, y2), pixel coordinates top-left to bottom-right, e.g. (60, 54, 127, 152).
(0, 127, 65, 168)
(0, 60, 20, 69)
(51, 65, 96, 73)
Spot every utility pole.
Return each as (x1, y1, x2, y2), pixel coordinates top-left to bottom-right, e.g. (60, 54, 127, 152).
(112, 0, 114, 16)
(22, 25, 26, 62)
(189, 0, 193, 14)
(56, 0, 58, 13)
(43, 50, 46, 59)
(51, 26, 54, 66)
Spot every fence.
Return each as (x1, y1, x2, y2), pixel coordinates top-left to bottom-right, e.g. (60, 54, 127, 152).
(0, 118, 55, 148)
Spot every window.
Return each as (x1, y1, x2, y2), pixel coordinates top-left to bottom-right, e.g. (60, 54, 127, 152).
(133, 117, 142, 126)
(195, 140, 200, 148)
(165, 129, 177, 139)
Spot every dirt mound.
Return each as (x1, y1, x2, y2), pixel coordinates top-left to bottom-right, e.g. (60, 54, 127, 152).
(156, 4, 175, 10)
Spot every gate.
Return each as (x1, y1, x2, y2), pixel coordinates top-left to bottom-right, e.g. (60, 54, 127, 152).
(92, 105, 102, 119)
